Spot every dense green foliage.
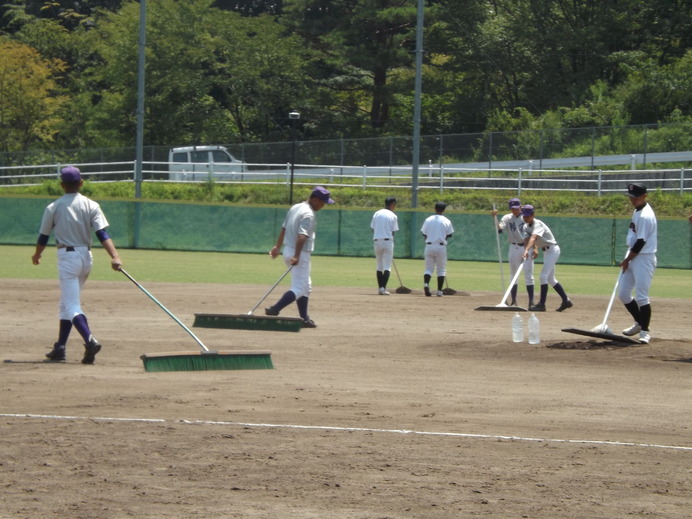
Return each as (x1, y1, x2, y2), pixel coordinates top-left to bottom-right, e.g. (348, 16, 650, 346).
(0, 0, 690, 154)
(4, 180, 691, 218)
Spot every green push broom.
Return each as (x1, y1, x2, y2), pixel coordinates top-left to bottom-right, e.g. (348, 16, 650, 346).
(193, 265, 303, 332)
(120, 269, 273, 372)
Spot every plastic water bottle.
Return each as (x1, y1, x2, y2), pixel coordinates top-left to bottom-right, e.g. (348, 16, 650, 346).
(528, 313, 540, 344)
(512, 313, 524, 343)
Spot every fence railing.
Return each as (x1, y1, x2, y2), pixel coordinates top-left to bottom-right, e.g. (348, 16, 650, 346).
(1, 159, 690, 195)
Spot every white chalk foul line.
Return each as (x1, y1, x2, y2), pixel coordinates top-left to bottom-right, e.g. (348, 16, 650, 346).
(2, 413, 691, 452)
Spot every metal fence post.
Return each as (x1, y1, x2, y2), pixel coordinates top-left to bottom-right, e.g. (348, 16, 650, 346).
(517, 168, 522, 195)
(681, 168, 685, 195)
(598, 169, 602, 196)
(362, 165, 367, 189)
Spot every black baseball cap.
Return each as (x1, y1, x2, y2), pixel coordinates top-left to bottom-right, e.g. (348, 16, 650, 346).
(627, 183, 647, 197)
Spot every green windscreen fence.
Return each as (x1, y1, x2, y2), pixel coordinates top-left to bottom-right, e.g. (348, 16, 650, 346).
(2, 197, 690, 269)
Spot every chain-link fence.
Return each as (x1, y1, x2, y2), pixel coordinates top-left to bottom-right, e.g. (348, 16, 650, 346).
(1, 123, 690, 169)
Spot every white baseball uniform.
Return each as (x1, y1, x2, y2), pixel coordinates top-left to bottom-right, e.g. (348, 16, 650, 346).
(421, 213, 454, 277)
(524, 218, 560, 286)
(619, 202, 657, 306)
(38, 193, 108, 320)
(498, 212, 534, 284)
(281, 201, 316, 299)
(371, 207, 398, 271)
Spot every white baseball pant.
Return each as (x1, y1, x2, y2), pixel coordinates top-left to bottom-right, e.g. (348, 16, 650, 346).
(618, 253, 656, 306)
(539, 245, 560, 286)
(424, 243, 447, 277)
(374, 239, 394, 271)
(283, 247, 312, 299)
(509, 243, 534, 284)
(58, 247, 93, 320)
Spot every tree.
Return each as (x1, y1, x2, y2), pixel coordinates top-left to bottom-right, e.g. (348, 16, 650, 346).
(0, 38, 67, 152)
(282, 0, 420, 134)
(82, 0, 312, 146)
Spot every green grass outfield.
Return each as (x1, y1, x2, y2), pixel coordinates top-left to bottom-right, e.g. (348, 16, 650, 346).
(4, 245, 689, 299)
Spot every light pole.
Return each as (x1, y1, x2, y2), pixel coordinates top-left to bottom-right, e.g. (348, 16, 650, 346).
(289, 110, 300, 204)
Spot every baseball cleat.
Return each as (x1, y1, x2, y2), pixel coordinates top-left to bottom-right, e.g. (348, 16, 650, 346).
(556, 299, 573, 312)
(45, 343, 66, 362)
(264, 306, 279, 316)
(424, 285, 431, 297)
(529, 303, 546, 312)
(436, 290, 443, 297)
(622, 323, 642, 336)
(639, 330, 651, 344)
(81, 337, 101, 365)
(302, 318, 317, 328)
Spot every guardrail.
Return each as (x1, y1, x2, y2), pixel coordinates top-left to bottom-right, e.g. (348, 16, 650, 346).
(1, 160, 690, 194)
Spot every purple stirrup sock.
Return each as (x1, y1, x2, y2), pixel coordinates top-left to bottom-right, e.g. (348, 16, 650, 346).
(58, 319, 72, 345)
(71, 314, 92, 343)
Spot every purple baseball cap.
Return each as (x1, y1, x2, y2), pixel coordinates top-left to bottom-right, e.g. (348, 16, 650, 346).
(311, 186, 335, 204)
(508, 198, 521, 208)
(61, 166, 82, 183)
(521, 204, 535, 217)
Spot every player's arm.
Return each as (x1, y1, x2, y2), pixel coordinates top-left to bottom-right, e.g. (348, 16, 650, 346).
(522, 234, 538, 260)
(291, 233, 308, 265)
(620, 239, 645, 271)
(31, 234, 50, 265)
(96, 229, 122, 271)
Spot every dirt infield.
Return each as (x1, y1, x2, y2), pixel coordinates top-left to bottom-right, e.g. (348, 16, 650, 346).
(1, 279, 691, 519)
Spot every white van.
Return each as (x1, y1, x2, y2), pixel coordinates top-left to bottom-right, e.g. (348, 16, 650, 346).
(168, 145, 246, 181)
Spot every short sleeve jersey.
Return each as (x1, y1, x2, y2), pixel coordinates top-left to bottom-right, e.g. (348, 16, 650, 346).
(421, 214, 454, 245)
(283, 201, 317, 253)
(627, 203, 657, 254)
(39, 193, 109, 248)
(525, 218, 557, 249)
(499, 213, 528, 243)
(370, 209, 399, 240)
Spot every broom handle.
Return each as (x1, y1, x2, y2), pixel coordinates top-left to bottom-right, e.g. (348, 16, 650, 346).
(392, 259, 404, 285)
(493, 203, 506, 291)
(247, 265, 293, 315)
(499, 259, 525, 306)
(600, 270, 623, 328)
(120, 268, 210, 352)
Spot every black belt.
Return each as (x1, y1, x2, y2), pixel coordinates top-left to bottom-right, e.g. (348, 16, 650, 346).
(374, 238, 390, 241)
(64, 246, 89, 252)
(426, 242, 445, 245)
(542, 246, 551, 251)
(512, 243, 524, 246)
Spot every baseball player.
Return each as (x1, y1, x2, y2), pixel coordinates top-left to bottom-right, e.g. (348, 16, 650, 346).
(421, 202, 454, 297)
(32, 166, 123, 364)
(371, 197, 399, 295)
(492, 197, 535, 307)
(265, 186, 335, 327)
(521, 204, 573, 312)
(619, 183, 657, 344)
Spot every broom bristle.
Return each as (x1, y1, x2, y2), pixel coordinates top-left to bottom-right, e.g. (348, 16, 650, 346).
(395, 286, 412, 294)
(140, 350, 273, 372)
(193, 313, 302, 332)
